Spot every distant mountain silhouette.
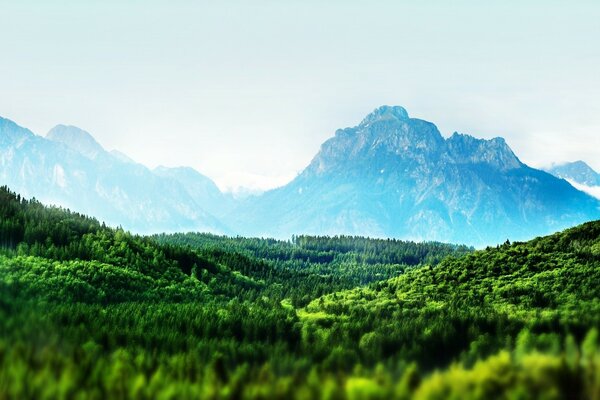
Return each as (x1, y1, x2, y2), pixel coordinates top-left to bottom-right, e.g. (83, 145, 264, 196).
(0, 116, 230, 234)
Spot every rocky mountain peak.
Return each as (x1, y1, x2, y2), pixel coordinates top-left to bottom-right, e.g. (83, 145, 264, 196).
(359, 105, 409, 126)
(0, 116, 35, 146)
(310, 106, 446, 176)
(46, 125, 105, 160)
(445, 132, 522, 171)
(308, 107, 527, 177)
(547, 161, 600, 187)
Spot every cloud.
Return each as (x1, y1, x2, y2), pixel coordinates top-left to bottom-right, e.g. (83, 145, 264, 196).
(566, 179, 600, 200)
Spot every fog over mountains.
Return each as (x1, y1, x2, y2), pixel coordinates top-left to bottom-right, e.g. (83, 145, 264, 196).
(1, 106, 599, 246)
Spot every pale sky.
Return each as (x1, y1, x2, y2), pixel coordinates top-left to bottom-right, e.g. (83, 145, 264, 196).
(1, 1, 599, 192)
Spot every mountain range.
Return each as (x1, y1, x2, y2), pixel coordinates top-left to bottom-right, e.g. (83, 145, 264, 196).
(0, 117, 231, 234)
(224, 106, 600, 245)
(1, 106, 599, 246)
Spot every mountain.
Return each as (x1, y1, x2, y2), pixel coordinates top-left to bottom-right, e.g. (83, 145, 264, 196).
(546, 161, 600, 201)
(46, 124, 105, 160)
(225, 106, 600, 246)
(0, 116, 34, 146)
(547, 160, 600, 187)
(3, 108, 599, 246)
(0, 115, 229, 234)
(153, 166, 235, 217)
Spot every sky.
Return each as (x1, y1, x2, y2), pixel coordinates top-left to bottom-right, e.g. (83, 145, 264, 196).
(1, 1, 599, 192)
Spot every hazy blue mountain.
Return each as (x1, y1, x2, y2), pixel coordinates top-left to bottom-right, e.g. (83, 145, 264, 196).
(109, 149, 137, 164)
(3, 108, 599, 246)
(153, 166, 236, 217)
(0, 116, 229, 234)
(225, 106, 600, 246)
(46, 125, 105, 160)
(546, 160, 600, 187)
(0, 117, 34, 146)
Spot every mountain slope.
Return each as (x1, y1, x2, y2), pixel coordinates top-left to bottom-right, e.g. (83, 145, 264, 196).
(226, 106, 600, 246)
(46, 124, 105, 160)
(301, 218, 600, 374)
(546, 161, 600, 200)
(0, 116, 228, 234)
(154, 166, 235, 217)
(547, 160, 600, 187)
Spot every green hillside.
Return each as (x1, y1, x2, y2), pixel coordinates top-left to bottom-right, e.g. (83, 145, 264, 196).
(0, 185, 599, 399)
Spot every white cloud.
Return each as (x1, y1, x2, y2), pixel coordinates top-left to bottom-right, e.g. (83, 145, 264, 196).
(216, 171, 297, 195)
(566, 179, 600, 200)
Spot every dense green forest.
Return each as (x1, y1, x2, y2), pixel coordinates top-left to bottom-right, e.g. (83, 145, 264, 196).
(0, 185, 599, 399)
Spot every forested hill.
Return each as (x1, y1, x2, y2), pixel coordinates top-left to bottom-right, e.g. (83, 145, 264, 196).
(153, 232, 471, 303)
(155, 232, 471, 266)
(1, 184, 600, 398)
(0, 185, 467, 305)
(299, 219, 600, 397)
(0, 185, 219, 303)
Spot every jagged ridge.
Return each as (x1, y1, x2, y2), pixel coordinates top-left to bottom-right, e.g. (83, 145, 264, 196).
(226, 106, 600, 246)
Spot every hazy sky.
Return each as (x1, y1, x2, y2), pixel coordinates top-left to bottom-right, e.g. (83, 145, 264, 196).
(1, 1, 599, 191)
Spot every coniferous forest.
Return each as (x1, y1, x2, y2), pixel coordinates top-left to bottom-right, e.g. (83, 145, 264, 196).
(1, 185, 600, 399)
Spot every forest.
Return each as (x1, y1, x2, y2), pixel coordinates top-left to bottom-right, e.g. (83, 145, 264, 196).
(0, 184, 599, 399)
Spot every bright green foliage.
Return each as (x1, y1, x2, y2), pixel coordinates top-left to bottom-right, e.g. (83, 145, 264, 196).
(0, 185, 599, 398)
(303, 223, 600, 370)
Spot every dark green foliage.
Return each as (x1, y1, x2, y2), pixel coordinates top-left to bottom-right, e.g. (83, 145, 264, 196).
(0, 185, 599, 399)
(153, 232, 470, 307)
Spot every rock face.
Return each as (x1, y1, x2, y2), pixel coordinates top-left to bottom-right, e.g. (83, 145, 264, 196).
(547, 161, 600, 187)
(225, 106, 600, 246)
(0, 116, 230, 234)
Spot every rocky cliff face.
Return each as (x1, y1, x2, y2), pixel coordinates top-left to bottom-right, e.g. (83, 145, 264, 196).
(226, 106, 600, 246)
